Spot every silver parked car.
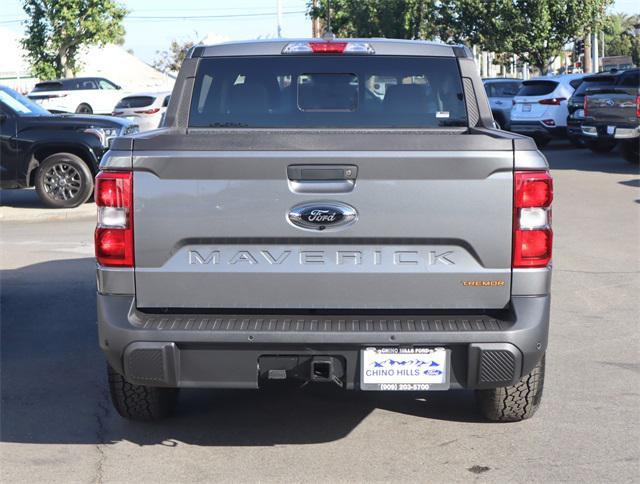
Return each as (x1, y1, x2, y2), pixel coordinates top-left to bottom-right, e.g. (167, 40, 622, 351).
(111, 92, 171, 131)
(482, 78, 522, 130)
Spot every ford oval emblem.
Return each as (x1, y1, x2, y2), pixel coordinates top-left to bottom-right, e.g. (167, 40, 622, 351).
(288, 202, 358, 231)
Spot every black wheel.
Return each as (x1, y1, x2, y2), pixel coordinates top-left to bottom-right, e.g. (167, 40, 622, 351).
(586, 139, 616, 153)
(34, 153, 94, 208)
(476, 354, 545, 422)
(620, 140, 639, 164)
(75, 103, 93, 114)
(107, 364, 178, 421)
(534, 136, 550, 148)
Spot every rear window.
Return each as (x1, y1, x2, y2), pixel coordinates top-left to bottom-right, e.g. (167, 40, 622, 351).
(573, 76, 616, 95)
(484, 81, 521, 97)
(116, 96, 155, 108)
(618, 71, 639, 87)
(189, 56, 467, 128)
(32, 82, 63, 92)
(517, 81, 558, 97)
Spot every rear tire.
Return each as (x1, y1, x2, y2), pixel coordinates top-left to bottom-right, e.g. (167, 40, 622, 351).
(586, 139, 616, 153)
(476, 354, 545, 422)
(34, 153, 93, 208)
(620, 140, 639, 164)
(107, 365, 178, 421)
(75, 103, 93, 114)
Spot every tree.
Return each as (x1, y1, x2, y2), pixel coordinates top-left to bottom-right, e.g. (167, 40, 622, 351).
(437, 0, 612, 74)
(602, 13, 640, 64)
(22, 0, 127, 80)
(152, 39, 196, 74)
(307, 0, 438, 40)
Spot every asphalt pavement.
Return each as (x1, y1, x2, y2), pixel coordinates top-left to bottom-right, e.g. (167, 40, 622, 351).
(1, 143, 639, 483)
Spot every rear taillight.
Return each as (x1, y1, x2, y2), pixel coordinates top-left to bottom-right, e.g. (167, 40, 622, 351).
(112, 111, 124, 116)
(636, 94, 640, 118)
(538, 97, 566, 105)
(134, 108, 161, 115)
(584, 96, 588, 118)
(513, 171, 553, 268)
(95, 171, 133, 267)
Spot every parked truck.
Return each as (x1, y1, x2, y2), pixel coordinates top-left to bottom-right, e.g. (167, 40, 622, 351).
(582, 68, 640, 163)
(96, 39, 553, 422)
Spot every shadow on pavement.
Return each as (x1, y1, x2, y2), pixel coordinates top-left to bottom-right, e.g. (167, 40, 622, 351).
(542, 141, 639, 175)
(1, 258, 486, 449)
(0, 188, 48, 208)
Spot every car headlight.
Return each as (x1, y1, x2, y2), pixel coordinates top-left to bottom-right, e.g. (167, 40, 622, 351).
(83, 127, 120, 148)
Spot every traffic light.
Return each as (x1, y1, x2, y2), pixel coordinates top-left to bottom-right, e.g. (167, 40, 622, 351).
(574, 39, 584, 56)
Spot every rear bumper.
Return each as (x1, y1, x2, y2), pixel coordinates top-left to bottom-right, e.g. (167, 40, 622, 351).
(98, 294, 550, 391)
(510, 121, 566, 139)
(581, 124, 640, 140)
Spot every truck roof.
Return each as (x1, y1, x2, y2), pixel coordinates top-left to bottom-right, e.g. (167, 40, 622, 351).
(189, 38, 471, 59)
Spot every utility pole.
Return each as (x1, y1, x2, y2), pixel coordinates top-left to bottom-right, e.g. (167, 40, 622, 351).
(276, 0, 283, 38)
(584, 33, 592, 73)
(592, 31, 599, 72)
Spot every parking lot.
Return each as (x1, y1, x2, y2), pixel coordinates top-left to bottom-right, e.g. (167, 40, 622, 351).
(1, 143, 638, 483)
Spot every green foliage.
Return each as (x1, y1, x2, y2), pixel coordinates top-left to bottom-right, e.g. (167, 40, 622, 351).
(307, 0, 438, 40)
(438, 0, 612, 73)
(602, 13, 640, 64)
(308, 0, 613, 74)
(153, 39, 196, 74)
(21, 0, 128, 80)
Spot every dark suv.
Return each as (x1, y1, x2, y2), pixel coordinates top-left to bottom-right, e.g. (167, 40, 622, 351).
(0, 85, 137, 208)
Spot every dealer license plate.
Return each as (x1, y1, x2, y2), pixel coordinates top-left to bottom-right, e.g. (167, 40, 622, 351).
(360, 347, 449, 391)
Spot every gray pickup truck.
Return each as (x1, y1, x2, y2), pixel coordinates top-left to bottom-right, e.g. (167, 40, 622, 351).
(582, 68, 639, 163)
(95, 38, 553, 422)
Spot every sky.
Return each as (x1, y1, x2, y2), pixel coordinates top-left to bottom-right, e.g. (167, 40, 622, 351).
(1, 0, 639, 65)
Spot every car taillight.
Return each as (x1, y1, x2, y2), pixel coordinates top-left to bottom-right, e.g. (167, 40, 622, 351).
(112, 111, 124, 115)
(583, 95, 588, 118)
(538, 97, 566, 105)
(134, 108, 161, 115)
(95, 171, 133, 267)
(282, 41, 375, 54)
(513, 171, 553, 268)
(636, 94, 640, 118)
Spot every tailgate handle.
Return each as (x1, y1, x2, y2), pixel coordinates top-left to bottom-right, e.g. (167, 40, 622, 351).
(287, 165, 357, 193)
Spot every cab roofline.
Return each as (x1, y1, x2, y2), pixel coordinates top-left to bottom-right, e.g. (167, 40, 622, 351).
(188, 38, 471, 59)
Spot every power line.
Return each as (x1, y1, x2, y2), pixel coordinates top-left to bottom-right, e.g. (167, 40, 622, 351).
(126, 10, 305, 20)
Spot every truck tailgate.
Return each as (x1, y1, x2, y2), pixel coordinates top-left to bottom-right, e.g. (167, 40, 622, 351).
(133, 134, 514, 310)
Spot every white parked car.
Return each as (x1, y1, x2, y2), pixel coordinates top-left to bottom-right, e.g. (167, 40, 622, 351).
(28, 77, 126, 115)
(111, 92, 171, 131)
(510, 73, 585, 147)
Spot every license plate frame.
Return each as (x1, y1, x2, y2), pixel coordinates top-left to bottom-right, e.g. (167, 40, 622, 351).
(360, 347, 450, 391)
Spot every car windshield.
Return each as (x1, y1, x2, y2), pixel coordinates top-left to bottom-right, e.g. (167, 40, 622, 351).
(0, 87, 50, 115)
(189, 56, 468, 128)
